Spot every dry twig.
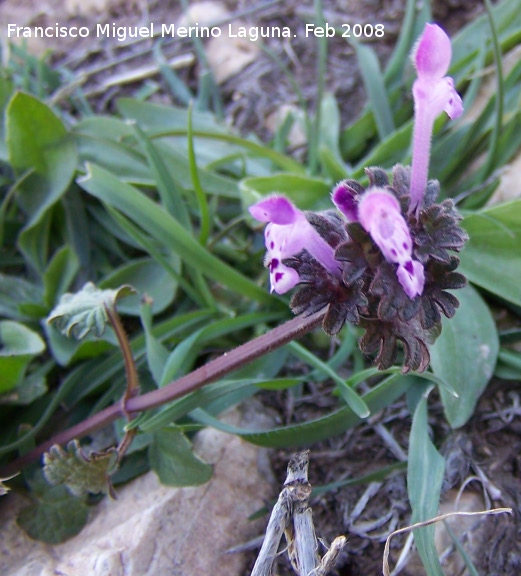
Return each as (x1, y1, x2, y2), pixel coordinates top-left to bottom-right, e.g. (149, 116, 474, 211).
(251, 451, 346, 576)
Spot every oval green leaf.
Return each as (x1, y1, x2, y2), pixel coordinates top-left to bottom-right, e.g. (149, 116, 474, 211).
(430, 284, 499, 428)
(460, 200, 521, 307)
(0, 320, 45, 393)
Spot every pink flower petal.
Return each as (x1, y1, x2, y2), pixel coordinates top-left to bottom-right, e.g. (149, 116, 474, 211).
(414, 23, 452, 79)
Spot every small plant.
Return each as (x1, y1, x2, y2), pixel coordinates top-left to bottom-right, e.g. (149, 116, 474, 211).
(1, 1, 521, 574)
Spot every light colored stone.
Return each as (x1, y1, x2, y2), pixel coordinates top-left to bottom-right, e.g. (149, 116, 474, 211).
(0, 405, 274, 576)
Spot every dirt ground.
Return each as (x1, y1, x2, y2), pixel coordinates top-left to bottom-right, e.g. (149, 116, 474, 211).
(2, 0, 520, 574)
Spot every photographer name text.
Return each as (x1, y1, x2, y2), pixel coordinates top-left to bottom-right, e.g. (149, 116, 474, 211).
(7, 22, 385, 43)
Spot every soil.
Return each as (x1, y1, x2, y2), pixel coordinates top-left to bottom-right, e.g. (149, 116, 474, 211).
(2, 0, 520, 574)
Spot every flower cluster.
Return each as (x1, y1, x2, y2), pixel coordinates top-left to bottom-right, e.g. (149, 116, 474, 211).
(249, 24, 468, 372)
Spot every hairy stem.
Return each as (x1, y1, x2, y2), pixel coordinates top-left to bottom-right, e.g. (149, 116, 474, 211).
(1, 310, 325, 475)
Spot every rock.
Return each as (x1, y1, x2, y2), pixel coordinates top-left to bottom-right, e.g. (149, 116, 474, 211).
(0, 404, 275, 576)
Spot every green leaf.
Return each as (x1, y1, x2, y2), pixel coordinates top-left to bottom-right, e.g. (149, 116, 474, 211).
(288, 341, 369, 419)
(79, 163, 273, 304)
(43, 246, 80, 308)
(6, 92, 77, 271)
(0, 72, 14, 161)
(135, 377, 282, 433)
(117, 98, 227, 134)
(100, 257, 179, 316)
(408, 386, 445, 576)
(17, 486, 89, 544)
(44, 320, 116, 367)
(0, 273, 43, 321)
(2, 372, 48, 405)
(132, 122, 191, 225)
(47, 282, 135, 339)
(187, 103, 211, 244)
(158, 312, 282, 387)
(149, 428, 212, 487)
(117, 97, 302, 173)
(0, 321, 45, 394)
(43, 440, 119, 496)
(318, 92, 343, 161)
(73, 117, 151, 184)
(190, 372, 411, 448)
(354, 41, 394, 139)
(460, 200, 521, 306)
(140, 300, 169, 386)
(352, 121, 413, 178)
(430, 284, 499, 428)
(384, 0, 430, 86)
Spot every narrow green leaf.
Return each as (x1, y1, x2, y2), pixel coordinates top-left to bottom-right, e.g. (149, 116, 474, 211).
(318, 92, 342, 160)
(132, 122, 191, 227)
(354, 41, 394, 138)
(159, 312, 282, 386)
(140, 301, 169, 386)
(104, 207, 204, 307)
(153, 41, 193, 104)
(43, 246, 80, 308)
(79, 163, 274, 304)
(136, 377, 278, 433)
(353, 121, 413, 178)
(73, 120, 151, 185)
(0, 72, 15, 161)
(117, 98, 303, 172)
(149, 428, 212, 487)
(288, 341, 369, 419)
(187, 104, 211, 244)
(190, 373, 411, 448)
(430, 284, 499, 428)
(408, 387, 445, 576)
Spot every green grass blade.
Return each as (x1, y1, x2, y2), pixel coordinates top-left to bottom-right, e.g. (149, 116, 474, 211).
(79, 163, 274, 305)
(408, 385, 445, 576)
(132, 123, 191, 228)
(187, 104, 211, 244)
(354, 41, 394, 138)
(479, 0, 505, 180)
(288, 341, 369, 419)
(189, 373, 411, 448)
(151, 130, 305, 173)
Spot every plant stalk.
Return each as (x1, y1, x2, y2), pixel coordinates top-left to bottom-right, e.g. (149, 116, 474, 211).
(0, 310, 325, 476)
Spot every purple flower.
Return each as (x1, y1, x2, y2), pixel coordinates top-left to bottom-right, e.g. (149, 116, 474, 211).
(409, 23, 463, 214)
(358, 188, 425, 298)
(249, 195, 340, 294)
(331, 180, 359, 221)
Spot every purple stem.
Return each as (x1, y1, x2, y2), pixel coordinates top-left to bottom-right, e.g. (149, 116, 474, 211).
(409, 107, 433, 215)
(0, 310, 326, 476)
